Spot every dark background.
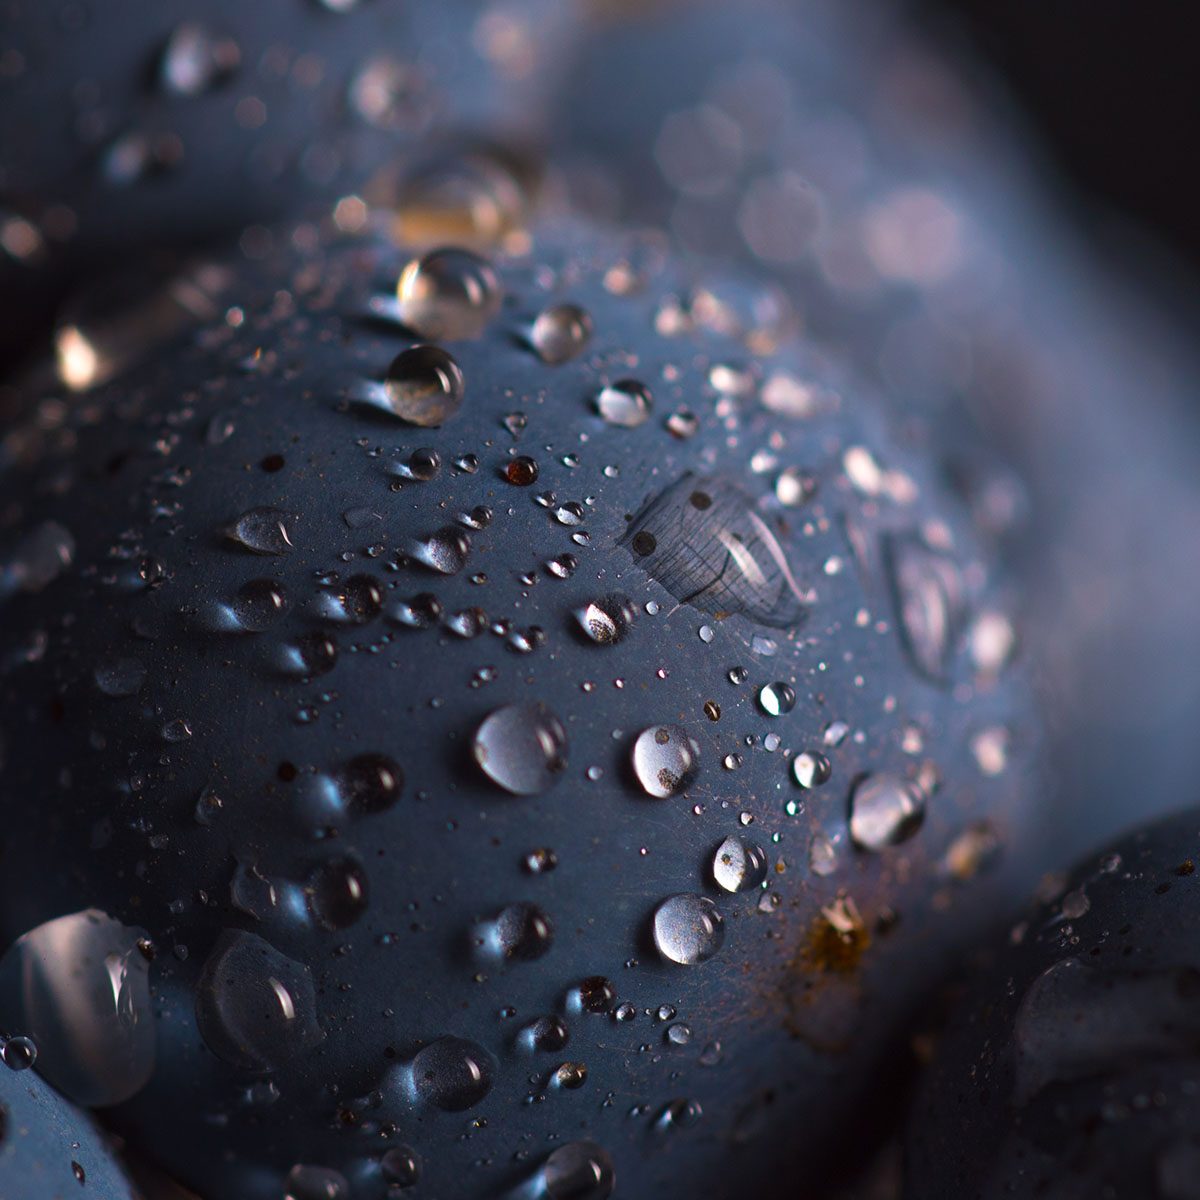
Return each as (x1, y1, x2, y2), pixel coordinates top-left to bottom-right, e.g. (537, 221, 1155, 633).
(914, 0, 1200, 280)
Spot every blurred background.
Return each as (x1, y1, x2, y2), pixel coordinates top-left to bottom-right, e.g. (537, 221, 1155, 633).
(916, 0, 1200, 284)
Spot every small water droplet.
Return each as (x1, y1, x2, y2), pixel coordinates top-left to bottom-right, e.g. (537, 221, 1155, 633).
(575, 594, 635, 645)
(409, 1036, 496, 1111)
(758, 681, 796, 717)
(848, 774, 925, 850)
(505, 455, 539, 486)
(541, 1140, 615, 1200)
(712, 837, 768, 892)
(225, 507, 294, 555)
(652, 895, 724, 965)
(479, 903, 554, 961)
(94, 657, 146, 697)
(284, 1165, 350, 1200)
(161, 22, 239, 97)
(595, 380, 652, 428)
(792, 751, 831, 789)
(530, 303, 593, 364)
(306, 857, 369, 929)
(336, 754, 403, 815)
(631, 725, 700, 798)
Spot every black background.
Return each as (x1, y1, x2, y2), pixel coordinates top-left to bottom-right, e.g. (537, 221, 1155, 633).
(914, 0, 1200, 279)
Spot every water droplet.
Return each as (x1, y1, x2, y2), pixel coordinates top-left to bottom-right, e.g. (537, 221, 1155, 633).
(284, 1165, 350, 1200)
(410, 1036, 496, 1111)
(712, 837, 767, 892)
(194, 929, 323, 1072)
(232, 578, 287, 630)
(807, 832, 839, 875)
(523, 1015, 569, 1052)
(0, 910, 154, 1105)
(884, 534, 965, 682)
(665, 1023, 692, 1046)
(575, 594, 634, 645)
(473, 703, 568, 795)
(656, 1097, 703, 1129)
(792, 751, 831, 789)
(285, 632, 339, 677)
(505, 455, 539, 486)
(336, 754, 403, 815)
(631, 725, 700, 798)
(595, 380, 652, 428)
(775, 467, 817, 507)
(576, 977, 615, 1014)
(652, 895, 724, 965)
(380, 1146, 420, 1189)
(0, 1036, 36, 1071)
(522, 847, 558, 874)
(383, 345, 465, 426)
(848, 774, 925, 851)
(161, 23, 239, 97)
(530, 304, 593, 364)
(621, 474, 806, 628)
(757, 681, 796, 717)
(0, 521, 75, 595)
(226, 507, 294, 555)
(407, 526, 470, 575)
(479, 903, 554, 961)
(94, 657, 146, 697)
(306, 857, 369, 929)
(554, 1060, 588, 1089)
(539, 1140, 615, 1199)
(396, 247, 501, 340)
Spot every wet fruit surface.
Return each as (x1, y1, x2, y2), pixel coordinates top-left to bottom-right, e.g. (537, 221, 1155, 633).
(0, 1044, 137, 1199)
(908, 809, 1200, 1200)
(0, 218, 1039, 1197)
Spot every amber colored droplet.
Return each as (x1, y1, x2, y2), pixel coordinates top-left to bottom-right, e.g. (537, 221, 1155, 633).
(506, 456, 539, 486)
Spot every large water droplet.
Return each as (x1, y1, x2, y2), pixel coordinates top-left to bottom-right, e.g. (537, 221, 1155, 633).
(848, 773, 925, 850)
(542, 1140, 615, 1199)
(0, 910, 154, 1106)
(621, 473, 807, 628)
(652, 895, 725, 965)
(410, 1036, 496, 1111)
(884, 534, 965, 682)
(396, 247, 502, 341)
(473, 703, 568, 795)
(631, 724, 700, 798)
(711, 836, 767, 892)
(225, 507, 294, 555)
(530, 304, 593, 365)
(380, 1146, 420, 1189)
(595, 380, 652, 427)
(383, 345, 465, 426)
(195, 930, 323, 1072)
